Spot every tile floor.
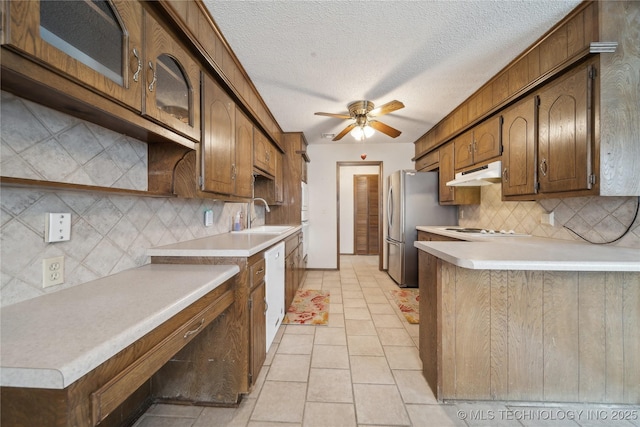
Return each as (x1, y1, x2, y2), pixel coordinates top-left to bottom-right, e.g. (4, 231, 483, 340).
(134, 256, 639, 427)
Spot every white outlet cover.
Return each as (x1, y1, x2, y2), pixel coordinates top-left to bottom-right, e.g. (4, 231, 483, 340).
(45, 213, 71, 242)
(43, 256, 64, 288)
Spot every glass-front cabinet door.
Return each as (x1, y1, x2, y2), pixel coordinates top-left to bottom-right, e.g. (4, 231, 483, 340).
(142, 11, 201, 141)
(5, 0, 143, 110)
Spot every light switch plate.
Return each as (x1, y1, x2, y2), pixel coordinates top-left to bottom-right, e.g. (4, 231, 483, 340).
(204, 209, 213, 227)
(541, 211, 555, 226)
(45, 213, 71, 242)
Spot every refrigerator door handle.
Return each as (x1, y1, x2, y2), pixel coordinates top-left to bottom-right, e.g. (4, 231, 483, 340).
(387, 186, 393, 230)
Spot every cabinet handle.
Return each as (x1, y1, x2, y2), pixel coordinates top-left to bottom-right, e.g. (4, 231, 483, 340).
(264, 298, 269, 315)
(183, 318, 205, 339)
(256, 267, 264, 275)
(468, 144, 473, 154)
(231, 164, 237, 180)
(132, 48, 142, 82)
(540, 159, 548, 176)
(473, 141, 477, 152)
(148, 61, 157, 92)
(503, 168, 509, 182)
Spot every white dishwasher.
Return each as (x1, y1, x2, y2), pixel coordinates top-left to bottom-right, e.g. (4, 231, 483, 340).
(264, 242, 285, 351)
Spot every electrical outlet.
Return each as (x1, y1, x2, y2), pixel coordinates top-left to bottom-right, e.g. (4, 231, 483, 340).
(541, 211, 555, 226)
(43, 256, 64, 288)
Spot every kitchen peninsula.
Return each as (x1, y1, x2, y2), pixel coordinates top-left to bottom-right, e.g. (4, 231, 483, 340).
(415, 226, 639, 404)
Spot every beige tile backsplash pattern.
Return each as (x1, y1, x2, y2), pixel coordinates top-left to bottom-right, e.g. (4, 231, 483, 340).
(459, 183, 640, 248)
(0, 93, 253, 307)
(1, 91, 148, 190)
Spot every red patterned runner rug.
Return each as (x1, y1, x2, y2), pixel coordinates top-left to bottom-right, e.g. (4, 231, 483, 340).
(390, 289, 420, 324)
(283, 289, 330, 325)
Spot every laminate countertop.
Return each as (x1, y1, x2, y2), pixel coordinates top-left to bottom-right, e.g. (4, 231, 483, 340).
(147, 225, 301, 258)
(0, 264, 239, 389)
(415, 226, 640, 272)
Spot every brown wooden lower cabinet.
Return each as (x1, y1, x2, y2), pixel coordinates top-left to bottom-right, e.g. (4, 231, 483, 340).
(0, 280, 235, 427)
(418, 251, 640, 403)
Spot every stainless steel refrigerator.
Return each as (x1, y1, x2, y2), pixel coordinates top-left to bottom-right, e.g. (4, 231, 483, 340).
(386, 170, 458, 287)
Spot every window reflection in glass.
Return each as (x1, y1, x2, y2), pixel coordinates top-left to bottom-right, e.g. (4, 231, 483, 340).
(155, 54, 190, 124)
(40, 0, 124, 85)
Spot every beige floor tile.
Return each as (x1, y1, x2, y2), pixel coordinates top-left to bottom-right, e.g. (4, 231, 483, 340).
(372, 313, 405, 329)
(363, 294, 390, 304)
(306, 368, 353, 403)
(392, 370, 438, 404)
(328, 313, 345, 328)
(193, 398, 257, 427)
(247, 364, 269, 398)
(350, 355, 395, 384)
(267, 353, 311, 382)
(285, 325, 316, 335)
(345, 319, 377, 336)
(342, 298, 367, 308)
(343, 306, 371, 320)
(405, 404, 467, 427)
(342, 290, 364, 299)
(384, 345, 422, 370)
(134, 416, 196, 427)
(347, 335, 384, 356)
(311, 344, 350, 369)
(368, 303, 396, 315)
(303, 402, 357, 427)
(377, 327, 415, 346)
(353, 383, 411, 425)
(330, 302, 344, 313)
(251, 381, 307, 423)
(314, 327, 347, 345)
(277, 333, 314, 354)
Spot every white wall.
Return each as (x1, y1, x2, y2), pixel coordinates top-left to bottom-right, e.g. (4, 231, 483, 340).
(306, 142, 415, 269)
(339, 165, 380, 254)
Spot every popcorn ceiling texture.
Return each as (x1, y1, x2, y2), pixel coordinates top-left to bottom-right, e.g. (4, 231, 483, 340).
(459, 183, 640, 248)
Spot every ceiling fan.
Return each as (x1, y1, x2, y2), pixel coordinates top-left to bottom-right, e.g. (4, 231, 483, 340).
(315, 100, 405, 141)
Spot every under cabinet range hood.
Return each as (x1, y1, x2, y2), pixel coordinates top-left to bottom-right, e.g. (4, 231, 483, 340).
(446, 160, 502, 186)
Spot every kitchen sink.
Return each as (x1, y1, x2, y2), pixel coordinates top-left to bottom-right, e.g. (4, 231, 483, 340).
(232, 225, 294, 234)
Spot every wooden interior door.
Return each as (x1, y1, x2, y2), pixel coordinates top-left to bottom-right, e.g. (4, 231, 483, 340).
(354, 175, 379, 255)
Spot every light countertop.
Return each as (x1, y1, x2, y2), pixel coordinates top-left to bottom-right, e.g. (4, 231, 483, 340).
(147, 225, 301, 258)
(1, 264, 239, 389)
(416, 226, 640, 272)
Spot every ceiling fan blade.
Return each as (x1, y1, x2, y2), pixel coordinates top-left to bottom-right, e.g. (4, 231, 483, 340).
(368, 120, 402, 138)
(333, 123, 357, 141)
(369, 100, 405, 117)
(314, 112, 352, 119)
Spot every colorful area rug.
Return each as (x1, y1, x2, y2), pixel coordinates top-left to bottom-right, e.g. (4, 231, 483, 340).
(390, 289, 420, 324)
(283, 289, 330, 325)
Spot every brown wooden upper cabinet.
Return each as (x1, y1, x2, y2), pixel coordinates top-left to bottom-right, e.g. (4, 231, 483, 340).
(438, 143, 480, 205)
(254, 130, 277, 177)
(4, 0, 143, 110)
(503, 60, 595, 200)
(201, 74, 252, 198)
(453, 115, 502, 171)
(4, 1, 200, 142)
(501, 96, 538, 198)
(142, 11, 201, 141)
(537, 62, 593, 194)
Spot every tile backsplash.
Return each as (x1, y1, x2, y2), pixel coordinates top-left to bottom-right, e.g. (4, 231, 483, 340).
(459, 183, 640, 248)
(1, 92, 259, 307)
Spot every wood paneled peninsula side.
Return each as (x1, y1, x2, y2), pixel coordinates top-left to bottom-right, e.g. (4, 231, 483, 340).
(414, 227, 639, 404)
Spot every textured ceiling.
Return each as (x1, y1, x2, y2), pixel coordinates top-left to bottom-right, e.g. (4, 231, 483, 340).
(202, 0, 582, 145)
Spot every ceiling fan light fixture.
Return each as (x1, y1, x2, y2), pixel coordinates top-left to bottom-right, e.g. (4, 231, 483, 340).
(363, 125, 375, 138)
(350, 125, 364, 140)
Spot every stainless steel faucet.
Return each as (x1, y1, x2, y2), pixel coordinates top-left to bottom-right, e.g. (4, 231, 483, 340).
(248, 197, 270, 228)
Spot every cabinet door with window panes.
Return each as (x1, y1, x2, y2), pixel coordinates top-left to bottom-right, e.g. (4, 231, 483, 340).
(5, 0, 143, 109)
(142, 10, 201, 141)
